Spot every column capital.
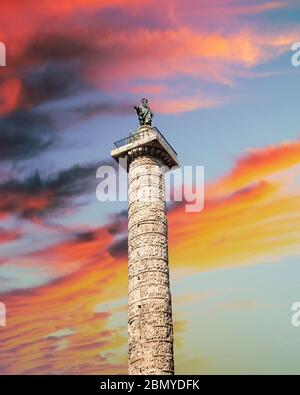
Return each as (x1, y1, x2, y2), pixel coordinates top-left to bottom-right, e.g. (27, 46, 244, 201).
(111, 126, 179, 172)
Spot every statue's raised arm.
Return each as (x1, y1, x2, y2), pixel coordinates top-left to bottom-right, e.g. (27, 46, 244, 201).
(134, 98, 153, 126)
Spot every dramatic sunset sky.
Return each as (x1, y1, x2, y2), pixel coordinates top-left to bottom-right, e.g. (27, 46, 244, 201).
(0, 0, 300, 374)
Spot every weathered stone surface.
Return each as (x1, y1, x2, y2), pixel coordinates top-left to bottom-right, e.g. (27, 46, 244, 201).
(128, 233, 167, 250)
(128, 154, 174, 375)
(128, 258, 170, 277)
(128, 270, 169, 291)
(128, 210, 166, 229)
(129, 245, 168, 263)
(128, 297, 172, 317)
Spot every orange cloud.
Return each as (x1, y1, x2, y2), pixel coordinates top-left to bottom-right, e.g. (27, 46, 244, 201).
(0, 192, 53, 221)
(0, 228, 21, 244)
(169, 138, 300, 271)
(0, 225, 128, 374)
(211, 140, 300, 194)
(152, 94, 222, 113)
(1, 0, 298, 115)
(0, 79, 22, 115)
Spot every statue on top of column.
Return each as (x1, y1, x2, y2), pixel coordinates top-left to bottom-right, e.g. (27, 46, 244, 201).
(134, 98, 153, 126)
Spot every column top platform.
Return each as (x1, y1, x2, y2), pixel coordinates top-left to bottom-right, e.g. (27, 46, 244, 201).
(111, 126, 180, 171)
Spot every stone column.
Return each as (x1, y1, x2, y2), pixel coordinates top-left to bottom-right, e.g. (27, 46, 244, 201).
(128, 152, 174, 375)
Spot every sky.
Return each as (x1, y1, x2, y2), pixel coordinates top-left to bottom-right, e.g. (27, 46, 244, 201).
(0, 0, 300, 374)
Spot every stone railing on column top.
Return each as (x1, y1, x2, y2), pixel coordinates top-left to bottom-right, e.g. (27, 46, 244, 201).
(112, 126, 179, 170)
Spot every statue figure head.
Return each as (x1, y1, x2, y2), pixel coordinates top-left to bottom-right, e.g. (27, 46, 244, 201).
(141, 98, 148, 107)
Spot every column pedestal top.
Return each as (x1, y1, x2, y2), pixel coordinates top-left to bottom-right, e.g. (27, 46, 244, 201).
(111, 126, 180, 171)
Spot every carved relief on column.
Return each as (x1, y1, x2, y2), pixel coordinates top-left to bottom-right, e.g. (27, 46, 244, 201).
(128, 154, 174, 375)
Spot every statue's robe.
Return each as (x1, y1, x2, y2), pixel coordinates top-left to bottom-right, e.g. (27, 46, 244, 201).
(136, 105, 153, 126)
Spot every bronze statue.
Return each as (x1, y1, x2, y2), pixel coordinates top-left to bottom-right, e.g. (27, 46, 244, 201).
(134, 98, 153, 126)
